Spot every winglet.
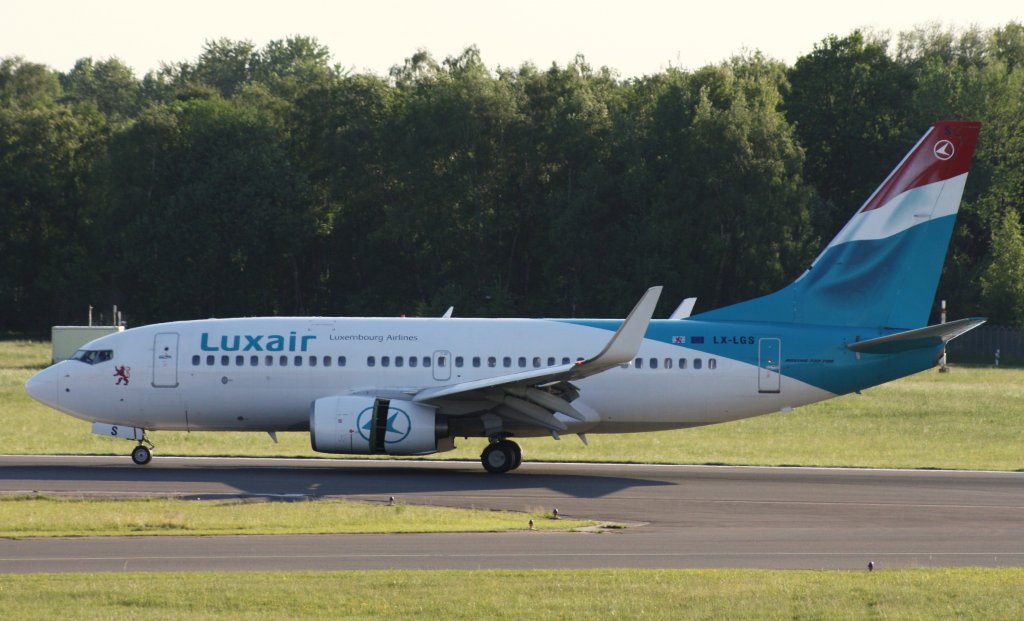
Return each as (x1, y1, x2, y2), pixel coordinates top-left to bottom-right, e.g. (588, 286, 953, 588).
(572, 286, 662, 373)
(669, 297, 697, 319)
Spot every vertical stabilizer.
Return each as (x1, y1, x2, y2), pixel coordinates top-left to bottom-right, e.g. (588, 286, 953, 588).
(695, 121, 981, 329)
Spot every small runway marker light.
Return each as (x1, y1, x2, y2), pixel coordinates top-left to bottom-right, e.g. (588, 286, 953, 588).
(552, 508, 559, 519)
(388, 496, 395, 506)
(529, 519, 535, 530)
(868, 561, 875, 572)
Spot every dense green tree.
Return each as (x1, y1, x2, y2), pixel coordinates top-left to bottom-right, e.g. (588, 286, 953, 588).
(3, 23, 1024, 332)
(0, 57, 61, 108)
(0, 69, 107, 327)
(60, 57, 141, 119)
(979, 209, 1024, 325)
(785, 31, 915, 239)
(104, 98, 313, 321)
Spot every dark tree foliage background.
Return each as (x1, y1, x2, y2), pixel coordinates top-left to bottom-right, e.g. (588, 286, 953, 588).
(2, 24, 1023, 331)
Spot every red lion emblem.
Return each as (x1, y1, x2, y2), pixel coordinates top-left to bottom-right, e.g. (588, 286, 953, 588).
(114, 366, 131, 386)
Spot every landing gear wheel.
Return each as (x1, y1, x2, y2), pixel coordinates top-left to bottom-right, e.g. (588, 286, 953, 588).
(481, 440, 519, 474)
(131, 445, 152, 466)
(510, 442, 523, 470)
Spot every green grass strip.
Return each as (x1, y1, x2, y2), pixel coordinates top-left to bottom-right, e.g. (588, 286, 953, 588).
(0, 568, 1022, 620)
(0, 496, 589, 538)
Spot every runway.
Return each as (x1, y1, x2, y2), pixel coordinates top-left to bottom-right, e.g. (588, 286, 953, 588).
(1, 455, 1022, 573)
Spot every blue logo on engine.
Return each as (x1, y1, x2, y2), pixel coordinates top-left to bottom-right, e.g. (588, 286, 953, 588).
(356, 406, 412, 444)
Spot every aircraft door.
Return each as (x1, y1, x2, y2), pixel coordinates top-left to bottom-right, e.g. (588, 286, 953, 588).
(432, 350, 451, 381)
(152, 333, 179, 388)
(758, 338, 781, 393)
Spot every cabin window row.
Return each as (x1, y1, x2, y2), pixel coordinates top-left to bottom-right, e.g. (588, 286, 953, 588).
(633, 357, 717, 370)
(370, 355, 586, 369)
(189, 353, 716, 371)
(192, 354, 348, 368)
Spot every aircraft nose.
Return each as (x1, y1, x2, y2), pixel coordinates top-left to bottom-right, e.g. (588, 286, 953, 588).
(25, 366, 59, 409)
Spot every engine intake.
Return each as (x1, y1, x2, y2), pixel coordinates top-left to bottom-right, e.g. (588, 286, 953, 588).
(310, 395, 447, 456)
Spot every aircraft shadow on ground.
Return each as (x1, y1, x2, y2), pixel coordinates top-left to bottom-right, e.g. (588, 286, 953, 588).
(0, 462, 672, 500)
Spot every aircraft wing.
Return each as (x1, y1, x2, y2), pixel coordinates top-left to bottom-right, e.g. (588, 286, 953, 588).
(411, 286, 662, 431)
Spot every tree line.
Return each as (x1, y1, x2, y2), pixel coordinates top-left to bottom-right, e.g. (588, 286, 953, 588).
(2, 24, 1024, 332)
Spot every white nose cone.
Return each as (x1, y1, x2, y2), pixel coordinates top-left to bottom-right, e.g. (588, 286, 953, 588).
(25, 366, 59, 410)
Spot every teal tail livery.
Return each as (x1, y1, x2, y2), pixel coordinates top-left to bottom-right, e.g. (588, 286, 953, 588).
(26, 121, 985, 473)
(697, 120, 981, 329)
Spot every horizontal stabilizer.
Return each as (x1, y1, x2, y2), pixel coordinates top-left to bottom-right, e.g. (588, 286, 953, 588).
(846, 317, 986, 354)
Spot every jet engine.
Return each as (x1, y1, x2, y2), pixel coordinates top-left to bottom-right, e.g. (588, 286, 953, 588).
(309, 395, 448, 455)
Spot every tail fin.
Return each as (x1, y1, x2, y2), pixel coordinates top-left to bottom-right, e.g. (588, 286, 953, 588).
(695, 120, 981, 329)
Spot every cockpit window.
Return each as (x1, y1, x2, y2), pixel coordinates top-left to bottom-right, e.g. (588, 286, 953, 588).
(71, 349, 113, 364)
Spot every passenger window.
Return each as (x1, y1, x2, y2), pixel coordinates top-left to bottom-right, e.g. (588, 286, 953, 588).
(533, 357, 542, 368)
(423, 356, 431, 367)
(382, 356, 390, 367)
(221, 355, 229, 366)
(338, 356, 347, 367)
(309, 356, 317, 367)
(280, 356, 288, 367)
(679, 358, 687, 369)
(503, 357, 512, 368)
(634, 358, 643, 369)
(649, 358, 658, 369)
(324, 356, 332, 368)
(488, 356, 497, 368)
(436, 356, 445, 368)
(517, 356, 526, 368)
(472, 356, 481, 368)
(395, 356, 404, 367)
(367, 356, 376, 367)
(206, 355, 215, 366)
(455, 356, 463, 368)
(409, 356, 417, 368)
(562, 357, 571, 365)
(235, 355, 244, 366)
(709, 358, 717, 370)
(694, 358, 703, 370)
(664, 358, 673, 369)
(192, 355, 200, 366)
(250, 355, 259, 366)
(265, 355, 274, 367)
(547, 357, 555, 366)
(294, 356, 303, 367)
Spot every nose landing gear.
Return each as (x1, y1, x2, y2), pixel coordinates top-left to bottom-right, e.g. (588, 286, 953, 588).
(129, 434, 155, 466)
(130, 443, 153, 465)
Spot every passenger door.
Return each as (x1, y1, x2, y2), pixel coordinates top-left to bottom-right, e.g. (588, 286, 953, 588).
(152, 333, 179, 388)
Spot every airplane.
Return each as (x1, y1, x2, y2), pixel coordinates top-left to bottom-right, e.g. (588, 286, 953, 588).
(26, 120, 984, 474)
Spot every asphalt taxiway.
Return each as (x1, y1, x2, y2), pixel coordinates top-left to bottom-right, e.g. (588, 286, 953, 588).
(0, 455, 1021, 573)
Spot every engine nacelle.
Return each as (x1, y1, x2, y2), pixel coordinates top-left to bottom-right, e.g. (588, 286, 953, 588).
(310, 396, 445, 456)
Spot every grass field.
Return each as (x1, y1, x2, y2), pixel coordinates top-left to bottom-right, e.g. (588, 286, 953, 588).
(4, 341, 1023, 617)
(0, 568, 1022, 620)
(0, 495, 587, 538)
(6, 340, 1023, 470)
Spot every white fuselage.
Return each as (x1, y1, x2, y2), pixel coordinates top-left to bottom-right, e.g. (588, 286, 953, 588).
(32, 316, 832, 437)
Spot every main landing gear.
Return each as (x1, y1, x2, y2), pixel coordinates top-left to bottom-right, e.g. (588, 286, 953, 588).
(481, 438, 522, 474)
